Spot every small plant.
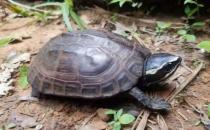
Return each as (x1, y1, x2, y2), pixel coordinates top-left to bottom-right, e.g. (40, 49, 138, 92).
(34, 0, 86, 31)
(18, 65, 29, 89)
(6, 0, 86, 32)
(197, 40, 210, 53)
(33, 12, 51, 23)
(105, 109, 135, 130)
(184, 0, 204, 19)
(0, 37, 15, 48)
(190, 21, 205, 30)
(155, 21, 171, 35)
(111, 13, 119, 22)
(177, 29, 196, 42)
(177, 21, 205, 42)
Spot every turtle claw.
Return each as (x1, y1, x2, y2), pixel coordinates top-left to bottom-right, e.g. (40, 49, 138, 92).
(148, 98, 171, 111)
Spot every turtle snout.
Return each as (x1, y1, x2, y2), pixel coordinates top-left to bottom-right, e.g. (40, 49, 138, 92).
(167, 55, 182, 73)
(143, 53, 182, 85)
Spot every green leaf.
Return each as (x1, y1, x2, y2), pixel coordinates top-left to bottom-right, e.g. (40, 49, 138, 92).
(110, 0, 132, 7)
(113, 122, 121, 130)
(105, 109, 116, 115)
(61, 3, 73, 32)
(184, 34, 196, 42)
(111, 13, 118, 22)
(119, 114, 135, 125)
(33, 2, 62, 8)
(192, 22, 205, 29)
(187, 7, 199, 18)
(6, 123, 16, 129)
(197, 3, 204, 7)
(208, 104, 210, 118)
(184, 5, 191, 17)
(177, 30, 187, 36)
(34, 12, 50, 23)
(18, 65, 29, 89)
(8, 4, 31, 17)
(119, 0, 132, 7)
(69, 8, 86, 30)
(116, 109, 123, 119)
(109, 0, 120, 4)
(156, 21, 171, 29)
(197, 41, 210, 52)
(0, 37, 15, 48)
(64, 0, 73, 9)
(184, 0, 197, 5)
(108, 121, 115, 126)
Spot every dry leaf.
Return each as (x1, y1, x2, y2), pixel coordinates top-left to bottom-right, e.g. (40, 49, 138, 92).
(0, 52, 31, 96)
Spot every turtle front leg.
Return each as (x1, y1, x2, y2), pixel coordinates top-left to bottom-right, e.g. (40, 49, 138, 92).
(31, 87, 40, 98)
(129, 87, 171, 111)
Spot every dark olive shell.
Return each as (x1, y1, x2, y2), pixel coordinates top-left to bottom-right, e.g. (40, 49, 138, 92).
(28, 30, 151, 98)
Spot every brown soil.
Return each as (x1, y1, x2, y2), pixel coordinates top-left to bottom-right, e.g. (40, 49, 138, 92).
(0, 6, 210, 130)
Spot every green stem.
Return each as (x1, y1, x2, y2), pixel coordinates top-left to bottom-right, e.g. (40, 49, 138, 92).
(61, 3, 73, 31)
(7, 0, 50, 13)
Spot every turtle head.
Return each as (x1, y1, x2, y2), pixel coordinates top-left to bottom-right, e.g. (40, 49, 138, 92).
(143, 53, 182, 86)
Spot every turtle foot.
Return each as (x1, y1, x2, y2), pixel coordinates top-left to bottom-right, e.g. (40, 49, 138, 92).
(147, 98, 171, 111)
(129, 87, 171, 111)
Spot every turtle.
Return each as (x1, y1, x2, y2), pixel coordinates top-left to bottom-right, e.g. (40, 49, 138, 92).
(28, 29, 181, 111)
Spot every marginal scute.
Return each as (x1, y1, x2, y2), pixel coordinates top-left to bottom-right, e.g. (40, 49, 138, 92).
(66, 83, 81, 96)
(42, 82, 53, 94)
(28, 30, 150, 99)
(54, 85, 65, 95)
(101, 81, 115, 96)
(82, 86, 99, 97)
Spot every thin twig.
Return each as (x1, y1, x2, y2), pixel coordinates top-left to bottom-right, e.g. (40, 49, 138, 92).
(181, 62, 194, 73)
(176, 110, 188, 121)
(7, 0, 50, 13)
(136, 110, 150, 130)
(81, 112, 97, 126)
(175, 115, 184, 129)
(132, 32, 149, 49)
(157, 114, 169, 130)
(147, 124, 160, 130)
(131, 110, 157, 130)
(131, 110, 144, 130)
(167, 62, 204, 102)
(147, 118, 157, 125)
(184, 98, 203, 115)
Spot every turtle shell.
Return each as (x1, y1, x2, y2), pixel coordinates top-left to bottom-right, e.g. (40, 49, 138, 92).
(28, 30, 151, 98)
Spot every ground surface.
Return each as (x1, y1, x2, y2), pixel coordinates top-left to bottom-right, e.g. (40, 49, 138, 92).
(0, 5, 210, 130)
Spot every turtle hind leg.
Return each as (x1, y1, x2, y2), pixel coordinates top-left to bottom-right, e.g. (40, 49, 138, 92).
(128, 87, 171, 111)
(31, 87, 41, 98)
